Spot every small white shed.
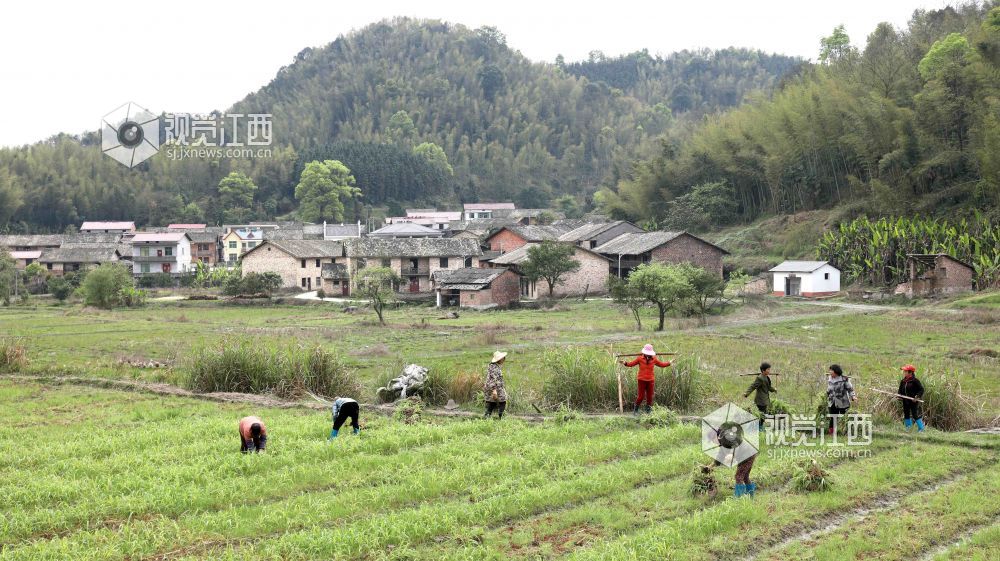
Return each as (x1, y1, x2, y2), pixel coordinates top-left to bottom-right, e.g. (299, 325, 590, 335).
(769, 261, 840, 298)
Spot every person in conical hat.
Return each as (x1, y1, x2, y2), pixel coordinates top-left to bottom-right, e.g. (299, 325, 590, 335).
(484, 351, 508, 419)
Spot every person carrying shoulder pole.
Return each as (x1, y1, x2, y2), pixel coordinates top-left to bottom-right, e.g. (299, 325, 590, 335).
(484, 351, 508, 420)
(238, 416, 267, 454)
(329, 396, 360, 439)
(826, 364, 857, 435)
(743, 362, 776, 429)
(620, 344, 671, 414)
(898, 365, 926, 432)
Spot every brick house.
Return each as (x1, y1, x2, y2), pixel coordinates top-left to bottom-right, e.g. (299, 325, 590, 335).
(895, 254, 974, 297)
(80, 221, 135, 233)
(594, 231, 729, 278)
(39, 247, 121, 275)
(344, 238, 483, 294)
(9, 251, 41, 270)
(434, 267, 521, 309)
(557, 221, 644, 250)
(485, 224, 574, 253)
(131, 232, 193, 276)
(769, 261, 841, 297)
(321, 263, 351, 296)
(489, 243, 611, 298)
(186, 231, 221, 265)
(240, 240, 345, 291)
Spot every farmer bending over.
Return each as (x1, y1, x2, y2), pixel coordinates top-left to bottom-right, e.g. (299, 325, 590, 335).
(826, 365, 857, 435)
(238, 416, 267, 454)
(621, 344, 671, 414)
(743, 362, 776, 429)
(898, 365, 926, 432)
(329, 396, 360, 439)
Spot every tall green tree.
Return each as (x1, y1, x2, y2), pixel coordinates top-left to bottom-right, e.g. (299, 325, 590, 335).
(294, 160, 361, 222)
(217, 172, 257, 223)
(354, 266, 400, 325)
(626, 263, 693, 331)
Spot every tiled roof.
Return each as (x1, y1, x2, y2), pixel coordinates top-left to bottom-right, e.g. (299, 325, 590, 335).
(321, 263, 349, 278)
(132, 232, 188, 243)
(61, 233, 123, 247)
(325, 223, 365, 238)
(0, 234, 64, 248)
(436, 267, 508, 289)
(186, 231, 220, 243)
(490, 242, 610, 265)
(593, 231, 686, 255)
(40, 247, 119, 263)
(346, 238, 483, 258)
(247, 240, 344, 259)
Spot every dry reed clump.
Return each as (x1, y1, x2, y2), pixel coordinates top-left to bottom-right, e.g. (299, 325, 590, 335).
(0, 338, 28, 373)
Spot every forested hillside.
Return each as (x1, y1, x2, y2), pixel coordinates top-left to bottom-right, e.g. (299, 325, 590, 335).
(0, 18, 797, 232)
(597, 3, 1000, 230)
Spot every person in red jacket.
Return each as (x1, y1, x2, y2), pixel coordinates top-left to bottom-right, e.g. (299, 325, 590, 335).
(238, 416, 267, 453)
(621, 344, 672, 414)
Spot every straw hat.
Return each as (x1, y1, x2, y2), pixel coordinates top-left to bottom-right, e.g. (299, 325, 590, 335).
(641, 344, 656, 356)
(490, 351, 508, 363)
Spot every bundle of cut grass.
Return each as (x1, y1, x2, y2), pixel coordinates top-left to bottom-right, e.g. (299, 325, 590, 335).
(790, 459, 832, 492)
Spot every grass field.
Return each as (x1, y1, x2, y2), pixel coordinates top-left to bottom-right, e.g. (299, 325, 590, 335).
(0, 381, 996, 560)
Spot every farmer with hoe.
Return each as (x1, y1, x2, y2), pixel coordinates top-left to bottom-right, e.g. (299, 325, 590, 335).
(743, 362, 776, 429)
(620, 344, 672, 414)
(898, 364, 926, 432)
(238, 415, 267, 454)
(329, 396, 360, 439)
(826, 364, 857, 435)
(484, 351, 508, 420)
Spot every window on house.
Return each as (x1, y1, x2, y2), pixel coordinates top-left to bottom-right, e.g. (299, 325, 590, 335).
(940, 267, 948, 278)
(247, 242, 256, 248)
(315, 259, 320, 267)
(465, 257, 473, 267)
(156, 249, 163, 257)
(141, 263, 150, 273)
(229, 241, 237, 249)
(165, 247, 173, 256)
(381, 259, 390, 267)
(824, 272, 830, 280)
(301, 278, 307, 287)
(439, 257, 449, 268)
(140, 247, 149, 257)
(316, 276, 321, 286)
(46, 263, 52, 270)
(301, 259, 306, 268)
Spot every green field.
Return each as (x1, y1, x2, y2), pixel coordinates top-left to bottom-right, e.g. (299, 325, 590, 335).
(0, 381, 997, 560)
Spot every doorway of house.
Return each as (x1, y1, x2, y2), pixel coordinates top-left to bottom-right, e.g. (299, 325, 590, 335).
(785, 275, 801, 296)
(409, 277, 419, 292)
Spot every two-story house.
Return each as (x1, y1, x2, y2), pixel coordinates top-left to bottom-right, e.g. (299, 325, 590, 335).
(131, 232, 193, 276)
(344, 238, 483, 293)
(240, 239, 345, 291)
(222, 228, 263, 265)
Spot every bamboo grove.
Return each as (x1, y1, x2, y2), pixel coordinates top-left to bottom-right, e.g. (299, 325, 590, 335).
(817, 214, 1000, 288)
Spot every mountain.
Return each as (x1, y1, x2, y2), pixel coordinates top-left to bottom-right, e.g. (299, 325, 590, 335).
(0, 18, 798, 232)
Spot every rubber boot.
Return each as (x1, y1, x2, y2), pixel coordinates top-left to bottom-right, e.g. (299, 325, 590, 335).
(353, 427, 360, 435)
(904, 418, 913, 431)
(633, 404, 640, 416)
(734, 484, 745, 498)
(328, 428, 338, 440)
(747, 482, 757, 497)
(644, 405, 652, 414)
(915, 418, 925, 432)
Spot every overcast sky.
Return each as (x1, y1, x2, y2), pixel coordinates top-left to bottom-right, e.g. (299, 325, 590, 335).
(0, 0, 953, 147)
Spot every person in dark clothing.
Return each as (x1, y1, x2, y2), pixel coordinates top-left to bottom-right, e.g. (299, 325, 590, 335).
(329, 397, 360, 439)
(743, 362, 776, 429)
(898, 364, 926, 432)
(238, 416, 267, 453)
(826, 364, 857, 435)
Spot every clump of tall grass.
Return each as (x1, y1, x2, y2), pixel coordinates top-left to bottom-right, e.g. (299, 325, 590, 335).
(639, 406, 679, 428)
(541, 348, 618, 410)
(187, 339, 359, 399)
(0, 338, 28, 373)
(790, 459, 832, 492)
(869, 374, 986, 431)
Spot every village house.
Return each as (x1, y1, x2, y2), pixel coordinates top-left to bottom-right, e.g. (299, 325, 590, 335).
(386, 210, 462, 231)
(489, 243, 611, 299)
(39, 247, 121, 275)
(222, 228, 263, 265)
(557, 221, 644, 250)
(9, 251, 41, 270)
(434, 267, 521, 309)
(895, 254, 974, 298)
(0, 234, 64, 251)
(130, 232, 193, 276)
(769, 261, 841, 297)
(594, 231, 729, 278)
(344, 238, 483, 294)
(484, 224, 575, 253)
(323, 222, 366, 241)
(240, 239, 345, 291)
(80, 221, 135, 234)
(186, 231, 221, 265)
(321, 263, 351, 296)
(369, 223, 446, 238)
(464, 202, 515, 220)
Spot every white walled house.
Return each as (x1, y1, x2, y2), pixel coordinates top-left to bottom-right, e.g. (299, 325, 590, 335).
(769, 261, 840, 298)
(131, 232, 192, 276)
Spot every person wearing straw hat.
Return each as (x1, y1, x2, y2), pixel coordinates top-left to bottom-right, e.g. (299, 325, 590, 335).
(484, 351, 508, 419)
(620, 344, 671, 415)
(898, 364, 926, 432)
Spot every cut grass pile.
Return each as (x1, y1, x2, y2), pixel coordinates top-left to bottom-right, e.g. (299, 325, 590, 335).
(0, 381, 997, 560)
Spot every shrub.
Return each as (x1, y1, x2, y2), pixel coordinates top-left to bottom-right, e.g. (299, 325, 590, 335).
(137, 273, 175, 288)
(46, 276, 74, 302)
(80, 264, 136, 309)
(223, 272, 283, 296)
(0, 338, 27, 373)
(790, 459, 832, 492)
(187, 339, 359, 399)
(316, 288, 326, 299)
(117, 286, 147, 307)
